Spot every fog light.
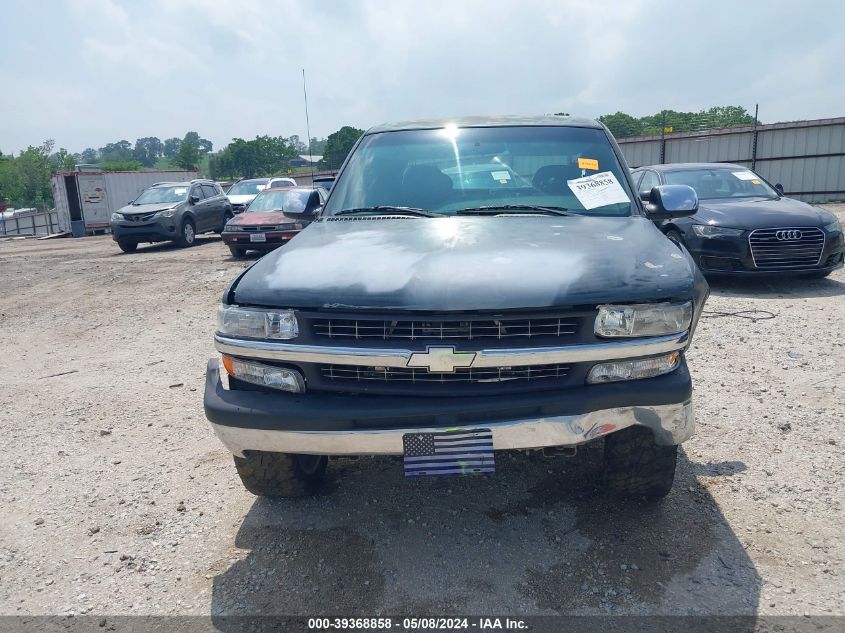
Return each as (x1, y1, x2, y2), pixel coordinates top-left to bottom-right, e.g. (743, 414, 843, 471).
(221, 355, 305, 393)
(587, 352, 680, 384)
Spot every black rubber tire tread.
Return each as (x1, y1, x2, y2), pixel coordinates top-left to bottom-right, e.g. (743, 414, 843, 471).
(665, 229, 684, 247)
(603, 426, 678, 499)
(175, 218, 195, 247)
(217, 210, 234, 234)
(233, 451, 327, 498)
(228, 245, 246, 258)
(117, 240, 138, 253)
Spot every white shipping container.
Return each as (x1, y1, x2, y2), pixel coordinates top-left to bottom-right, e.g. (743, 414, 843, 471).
(51, 169, 198, 234)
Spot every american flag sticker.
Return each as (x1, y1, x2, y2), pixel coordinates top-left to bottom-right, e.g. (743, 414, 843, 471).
(402, 429, 495, 477)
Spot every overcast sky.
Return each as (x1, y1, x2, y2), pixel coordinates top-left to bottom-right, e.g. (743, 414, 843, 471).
(1, 0, 843, 154)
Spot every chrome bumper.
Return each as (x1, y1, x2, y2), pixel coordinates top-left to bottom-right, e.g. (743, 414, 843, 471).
(210, 401, 694, 457)
(214, 331, 689, 368)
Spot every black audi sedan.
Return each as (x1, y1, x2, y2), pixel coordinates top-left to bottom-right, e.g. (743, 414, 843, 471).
(631, 163, 843, 277)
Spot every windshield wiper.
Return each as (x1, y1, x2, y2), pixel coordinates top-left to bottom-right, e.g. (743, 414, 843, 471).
(454, 204, 572, 216)
(333, 206, 443, 218)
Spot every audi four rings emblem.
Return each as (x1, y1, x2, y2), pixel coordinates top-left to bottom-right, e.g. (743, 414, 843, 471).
(776, 230, 802, 241)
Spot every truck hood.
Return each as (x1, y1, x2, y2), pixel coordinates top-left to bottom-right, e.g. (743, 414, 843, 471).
(232, 215, 697, 311)
(227, 211, 301, 226)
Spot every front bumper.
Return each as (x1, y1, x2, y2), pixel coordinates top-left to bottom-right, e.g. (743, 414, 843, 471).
(222, 230, 300, 249)
(111, 218, 176, 242)
(203, 359, 694, 456)
(683, 230, 844, 275)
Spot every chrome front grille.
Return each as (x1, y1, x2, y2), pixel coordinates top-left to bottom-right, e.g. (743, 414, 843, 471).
(311, 316, 580, 341)
(749, 227, 825, 269)
(320, 363, 570, 384)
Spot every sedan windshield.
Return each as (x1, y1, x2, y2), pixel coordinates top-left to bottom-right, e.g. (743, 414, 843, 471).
(324, 126, 634, 217)
(247, 189, 311, 212)
(133, 186, 188, 205)
(664, 168, 778, 200)
(228, 179, 270, 195)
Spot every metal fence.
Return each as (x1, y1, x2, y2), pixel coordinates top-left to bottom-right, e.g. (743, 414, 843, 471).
(617, 117, 845, 203)
(0, 210, 61, 237)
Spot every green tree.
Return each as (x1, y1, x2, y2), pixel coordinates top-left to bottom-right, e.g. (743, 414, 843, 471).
(79, 148, 99, 164)
(211, 136, 297, 179)
(598, 112, 643, 138)
(320, 126, 364, 170)
(163, 137, 182, 158)
(133, 137, 163, 167)
(49, 148, 78, 172)
(310, 137, 327, 154)
(13, 141, 55, 209)
(99, 140, 133, 162)
(101, 160, 143, 171)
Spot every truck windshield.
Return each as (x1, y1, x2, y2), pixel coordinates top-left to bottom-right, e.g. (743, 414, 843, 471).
(134, 186, 188, 205)
(324, 126, 634, 217)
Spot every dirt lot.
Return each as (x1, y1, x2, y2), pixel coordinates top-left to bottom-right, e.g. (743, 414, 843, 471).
(1, 207, 844, 622)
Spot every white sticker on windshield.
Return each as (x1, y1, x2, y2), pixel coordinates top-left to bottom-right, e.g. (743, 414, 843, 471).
(567, 171, 629, 209)
(732, 171, 758, 181)
(174, 188, 187, 195)
(491, 170, 510, 180)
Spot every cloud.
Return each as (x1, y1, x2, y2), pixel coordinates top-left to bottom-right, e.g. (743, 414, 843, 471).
(0, 0, 842, 154)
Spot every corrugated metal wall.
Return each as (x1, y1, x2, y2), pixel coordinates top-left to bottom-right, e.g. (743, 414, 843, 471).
(617, 118, 845, 202)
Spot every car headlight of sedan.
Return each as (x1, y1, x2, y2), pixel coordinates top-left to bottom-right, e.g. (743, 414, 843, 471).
(111, 212, 124, 221)
(823, 218, 842, 234)
(217, 305, 298, 339)
(595, 302, 693, 338)
(691, 224, 744, 238)
(155, 207, 177, 218)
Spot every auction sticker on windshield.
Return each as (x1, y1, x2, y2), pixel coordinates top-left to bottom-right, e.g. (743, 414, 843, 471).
(732, 171, 758, 181)
(567, 171, 629, 209)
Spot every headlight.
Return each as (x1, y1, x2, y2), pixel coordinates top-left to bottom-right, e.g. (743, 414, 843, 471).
(111, 212, 124, 221)
(595, 302, 692, 338)
(823, 218, 842, 234)
(221, 355, 304, 393)
(587, 352, 680, 384)
(155, 207, 177, 218)
(691, 225, 744, 238)
(217, 305, 298, 339)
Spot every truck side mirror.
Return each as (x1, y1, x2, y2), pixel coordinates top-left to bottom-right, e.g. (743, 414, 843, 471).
(643, 185, 698, 220)
(775, 183, 784, 195)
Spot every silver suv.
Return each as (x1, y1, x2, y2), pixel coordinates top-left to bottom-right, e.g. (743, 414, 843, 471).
(110, 180, 233, 252)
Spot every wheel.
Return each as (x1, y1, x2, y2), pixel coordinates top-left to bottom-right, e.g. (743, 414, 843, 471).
(233, 451, 327, 497)
(176, 218, 196, 247)
(117, 240, 138, 253)
(217, 210, 234, 234)
(228, 245, 246, 258)
(665, 229, 684, 247)
(603, 426, 678, 499)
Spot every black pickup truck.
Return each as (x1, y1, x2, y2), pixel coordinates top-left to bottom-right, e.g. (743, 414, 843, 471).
(204, 115, 709, 499)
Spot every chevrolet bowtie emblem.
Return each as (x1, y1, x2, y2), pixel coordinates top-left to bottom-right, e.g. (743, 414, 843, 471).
(407, 346, 477, 373)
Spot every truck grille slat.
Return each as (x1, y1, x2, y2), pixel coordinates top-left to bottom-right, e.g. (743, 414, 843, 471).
(312, 316, 579, 341)
(749, 227, 825, 269)
(321, 363, 570, 384)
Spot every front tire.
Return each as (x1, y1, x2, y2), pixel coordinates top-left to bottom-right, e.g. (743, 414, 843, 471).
(603, 426, 678, 499)
(228, 245, 246, 258)
(234, 451, 327, 498)
(117, 240, 138, 253)
(176, 218, 196, 247)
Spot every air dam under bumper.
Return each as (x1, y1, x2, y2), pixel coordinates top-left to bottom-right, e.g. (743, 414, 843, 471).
(203, 359, 694, 457)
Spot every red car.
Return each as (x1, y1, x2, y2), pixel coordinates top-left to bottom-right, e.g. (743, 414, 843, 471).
(221, 187, 326, 258)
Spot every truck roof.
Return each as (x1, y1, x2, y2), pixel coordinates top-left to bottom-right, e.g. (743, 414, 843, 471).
(366, 114, 603, 134)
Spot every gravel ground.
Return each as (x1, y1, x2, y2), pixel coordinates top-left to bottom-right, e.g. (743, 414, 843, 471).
(0, 206, 843, 620)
